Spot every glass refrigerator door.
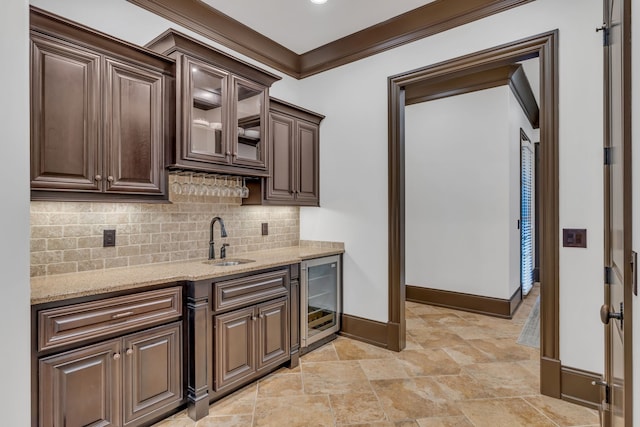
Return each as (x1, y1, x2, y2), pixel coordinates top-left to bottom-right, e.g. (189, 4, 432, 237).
(306, 259, 339, 339)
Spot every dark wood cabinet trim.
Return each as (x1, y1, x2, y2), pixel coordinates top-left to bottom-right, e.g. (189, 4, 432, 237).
(127, 0, 532, 79)
(31, 7, 174, 75)
(185, 280, 210, 421)
(406, 286, 522, 319)
(145, 29, 281, 87)
(213, 269, 289, 314)
(389, 31, 559, 396)
(289, 278, 300, 367)
(270, 98, 325, 123)
(38, 287, 182, 352)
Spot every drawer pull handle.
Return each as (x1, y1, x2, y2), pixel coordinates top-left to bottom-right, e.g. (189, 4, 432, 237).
(112, 311, 134, 319)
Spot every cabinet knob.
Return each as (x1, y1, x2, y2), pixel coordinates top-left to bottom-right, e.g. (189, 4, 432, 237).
(232, 152, 238, 158)
(226, 151, 231, 157)
(107, 176, 114, 182)
(251, 315, 257, 321)
(95, 175, 102, 182)
(113, 353, 121, 360)
(125, 348, 133, 356)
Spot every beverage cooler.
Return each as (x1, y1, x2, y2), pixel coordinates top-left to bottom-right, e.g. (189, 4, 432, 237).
(300, 255, 342, 349)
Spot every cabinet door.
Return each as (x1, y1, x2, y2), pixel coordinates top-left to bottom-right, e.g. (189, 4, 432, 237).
(183, 56, 230, 165)
(214, 306, 256, 391)
(39, 339, 121, 427)
(295, 121, 320, 205)
(232, 76, 268, 170)
(30, 34, 101, 192)
(104, 57, 165, 195)
(266, 112, 296, 202)
(257, 296, 290, 371)
(122, 322, 182, 425)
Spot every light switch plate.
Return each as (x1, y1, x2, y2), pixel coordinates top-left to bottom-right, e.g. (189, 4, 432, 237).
(562, 228, 586, 248)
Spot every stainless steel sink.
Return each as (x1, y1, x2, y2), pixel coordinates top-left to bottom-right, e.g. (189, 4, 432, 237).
(203, 258, 255, 267)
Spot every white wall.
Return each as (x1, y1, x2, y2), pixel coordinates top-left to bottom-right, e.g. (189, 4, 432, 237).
(404, 87, 512, 300)
(0, 0, 31, 421)
(404, 85, 534, 301)
(297, 0, 604, 372)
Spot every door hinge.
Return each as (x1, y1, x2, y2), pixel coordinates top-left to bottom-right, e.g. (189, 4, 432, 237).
(604, 147, 612, 165)
(596, 23, 609, 46)
(592, 379, 611, 404)
(604, 266, 612, 284)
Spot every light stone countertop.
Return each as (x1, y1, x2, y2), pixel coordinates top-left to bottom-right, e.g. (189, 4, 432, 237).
(31, 245, 344, 305)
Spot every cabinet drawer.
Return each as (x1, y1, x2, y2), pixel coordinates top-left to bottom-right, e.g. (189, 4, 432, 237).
(213, 269, 288, 313)
(38, 287, 182, 352)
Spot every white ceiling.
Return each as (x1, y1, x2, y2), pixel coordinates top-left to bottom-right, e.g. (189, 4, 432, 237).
(199, 0, 437, 54)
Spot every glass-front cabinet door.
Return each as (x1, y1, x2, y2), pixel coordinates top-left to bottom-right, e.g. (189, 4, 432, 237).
(184, 57, 229, 164)
(232, 76, 267, 170)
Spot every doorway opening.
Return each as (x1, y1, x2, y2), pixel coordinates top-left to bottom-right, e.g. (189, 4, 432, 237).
(387, 31, 561, 397)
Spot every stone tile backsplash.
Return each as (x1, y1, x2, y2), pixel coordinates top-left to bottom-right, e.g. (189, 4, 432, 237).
(30, 192, 299, 277)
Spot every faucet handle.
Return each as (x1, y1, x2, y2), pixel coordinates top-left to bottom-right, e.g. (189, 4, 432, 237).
(220, 243, 230, 259)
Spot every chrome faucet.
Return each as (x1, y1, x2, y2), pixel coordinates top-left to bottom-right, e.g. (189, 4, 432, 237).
(209, 216, 228, 260)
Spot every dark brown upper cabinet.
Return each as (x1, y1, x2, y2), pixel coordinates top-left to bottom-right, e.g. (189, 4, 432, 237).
(244, 98, 324, 207)
(146, 30, 280, 177)
(29, 7, 175, 202)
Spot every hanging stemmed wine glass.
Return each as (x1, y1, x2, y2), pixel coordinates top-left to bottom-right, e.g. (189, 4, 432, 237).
(241, 177, 249, 198)
(180, 172, 192, 195)
(221, 176, 231, 197)
(170, 172, 181, 195)
(210, 175, 221, 197)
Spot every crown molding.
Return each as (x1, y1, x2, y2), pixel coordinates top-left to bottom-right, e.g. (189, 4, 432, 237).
(128, 0, 533, 79)
(128, 0, 300, 77)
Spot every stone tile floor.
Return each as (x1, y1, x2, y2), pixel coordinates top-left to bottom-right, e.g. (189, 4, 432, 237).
(153, 285, 600, 426)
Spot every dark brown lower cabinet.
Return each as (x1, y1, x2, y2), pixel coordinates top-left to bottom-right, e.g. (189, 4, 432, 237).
(39, 340, 121, 427)
(215, 306, 255, 391)
(123, 324, 182, 425)
(214, 296, 289, 392)
(184, 267, 296, 420)
(256, 298, 290, 369)
(38, 322, 182, 427)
